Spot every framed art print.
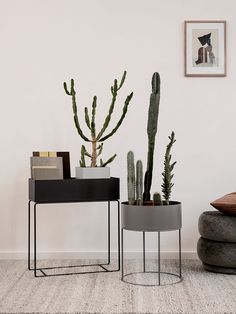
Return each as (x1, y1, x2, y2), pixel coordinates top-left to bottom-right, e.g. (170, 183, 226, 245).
(184, 21, 226, 77)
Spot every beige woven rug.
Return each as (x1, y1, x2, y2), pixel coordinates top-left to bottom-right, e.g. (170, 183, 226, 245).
(0, 259, 235, 313)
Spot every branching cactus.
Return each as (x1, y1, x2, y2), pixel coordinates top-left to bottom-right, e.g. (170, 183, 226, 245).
(161, 131, 177, 205)
(64, 71, 133, 167)
(136, 160, 143, 205)
(153, 192, 163, 206)
(127, 151, 135, 205)
(143, 72, 160, 201)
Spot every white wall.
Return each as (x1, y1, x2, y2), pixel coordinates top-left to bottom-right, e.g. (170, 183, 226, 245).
(0, 0, 235, 259)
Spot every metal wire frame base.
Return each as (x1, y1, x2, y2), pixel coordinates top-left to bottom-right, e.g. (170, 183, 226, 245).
(121, 229, 182, 286)
(122, 271, 182, 287)
(28, 200, 120, 277)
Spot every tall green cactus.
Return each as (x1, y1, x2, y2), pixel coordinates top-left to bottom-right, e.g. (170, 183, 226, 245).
(136, 160, 143, 205)
(64, 71, 133, 167)
(127, 151, 135, 205)
(143, 72, 161, 202)
(161, 131, 176, 205)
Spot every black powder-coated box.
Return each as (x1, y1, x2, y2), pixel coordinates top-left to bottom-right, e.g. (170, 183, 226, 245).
(29, 177, 120, 203)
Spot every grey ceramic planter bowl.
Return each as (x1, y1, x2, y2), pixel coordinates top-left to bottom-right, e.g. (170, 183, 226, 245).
(121, 201, 182, 232)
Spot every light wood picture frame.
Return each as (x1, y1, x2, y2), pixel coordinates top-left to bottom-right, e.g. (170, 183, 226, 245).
(184, 20, 226, 77)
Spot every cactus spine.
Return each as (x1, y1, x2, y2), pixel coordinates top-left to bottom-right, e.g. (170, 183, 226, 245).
(153, 192, 163, 206)
(161, 131, 176, 205)
(64, 71, 133, 167)
(136, 160, 143, 205)
(143, 72, 160, 202)
(127, 151, 135, 205)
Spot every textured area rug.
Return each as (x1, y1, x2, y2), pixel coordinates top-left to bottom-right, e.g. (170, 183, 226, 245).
(0, 259, 236, 313)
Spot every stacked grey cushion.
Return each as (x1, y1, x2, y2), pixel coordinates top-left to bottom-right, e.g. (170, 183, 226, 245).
(197, 211, 236, 274)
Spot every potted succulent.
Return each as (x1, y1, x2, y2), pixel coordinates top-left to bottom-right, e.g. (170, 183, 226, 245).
(122, 72, 181, 232)
(64, 71, 133, 179)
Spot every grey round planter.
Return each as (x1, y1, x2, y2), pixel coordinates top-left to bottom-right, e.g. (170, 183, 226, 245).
(121, 201, 182, 286)
(121, 201, 182, 231)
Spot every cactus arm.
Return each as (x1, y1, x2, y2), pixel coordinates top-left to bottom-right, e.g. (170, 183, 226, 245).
(80, 145, 86, 167)
(117, 70, 126, 90)
(161, 131, 176, 205)
(170, 161, 177, 171)
(100, 154, 117, 167)
(97, 143, 103, 150)
(97, 76, 120, 141)
(96, 87, 117, 140)
(73, 115, 90, 142)
(83, 145, 92, 158)
(96, 143, 104, 157)
(91, 96, 97, 137)
(84, 107, 91, 130)
(136, 160, 143, 206)
(63, 82, 71, 95)
(97, 71, 128, 141)
(90, 96, 98, 167)
(127, 151, 135, 205)
(111, 79, 118, 95)
(98, 92, 133, 142)
(143, 72, 160, 202)
(64, 79, 90, 142)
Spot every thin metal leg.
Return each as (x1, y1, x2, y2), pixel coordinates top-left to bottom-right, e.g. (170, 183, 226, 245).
(143, 232, 146, 272)
(107, 201, 110, 265)
(34, 203, 37, 277)
(179, 229, 182, 278)
(117, 200, 120, 271)
(158, 231, 161, 285)
(121, 228, 124, 280)
(28, 200, 31, 270)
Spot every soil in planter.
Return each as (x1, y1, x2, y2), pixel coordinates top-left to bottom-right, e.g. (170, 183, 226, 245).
(143, 200, 155, 206)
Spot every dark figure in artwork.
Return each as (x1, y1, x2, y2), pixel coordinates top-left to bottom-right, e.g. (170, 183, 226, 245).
(195, 33, 215, 65)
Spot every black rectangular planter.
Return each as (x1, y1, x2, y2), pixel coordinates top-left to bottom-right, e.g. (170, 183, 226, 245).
(29, 177, 120, 203)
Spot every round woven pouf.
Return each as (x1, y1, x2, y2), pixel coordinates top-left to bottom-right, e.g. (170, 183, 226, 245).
(197, 211, 236, 274)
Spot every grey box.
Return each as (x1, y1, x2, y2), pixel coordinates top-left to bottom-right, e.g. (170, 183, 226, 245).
(30, 157, 63, 180)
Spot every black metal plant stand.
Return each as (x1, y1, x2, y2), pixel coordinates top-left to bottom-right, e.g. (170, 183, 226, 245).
(121, 229, 182, 286)
(28, 178, 120, 277)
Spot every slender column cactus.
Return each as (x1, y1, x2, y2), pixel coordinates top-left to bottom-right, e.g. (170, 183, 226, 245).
(136, 160, 143, 205)
(153, 192, 163, 205)
(127, 151, 135, 205)
(143, 72, 161, 202)
(161, 131, 177, 205)
(64, 71, 133, 167)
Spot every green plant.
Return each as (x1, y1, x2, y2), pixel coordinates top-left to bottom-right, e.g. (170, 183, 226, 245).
(127, 151, 135, 205)
(161, 131, 177, 205)
(143, 72, 160, 202)
(64, 71, 133, 167)
(136, 160, 143, 205)
(126, 72, 177, 206)
(127, 153, 143, 206)
(153, 192, 163, 205)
